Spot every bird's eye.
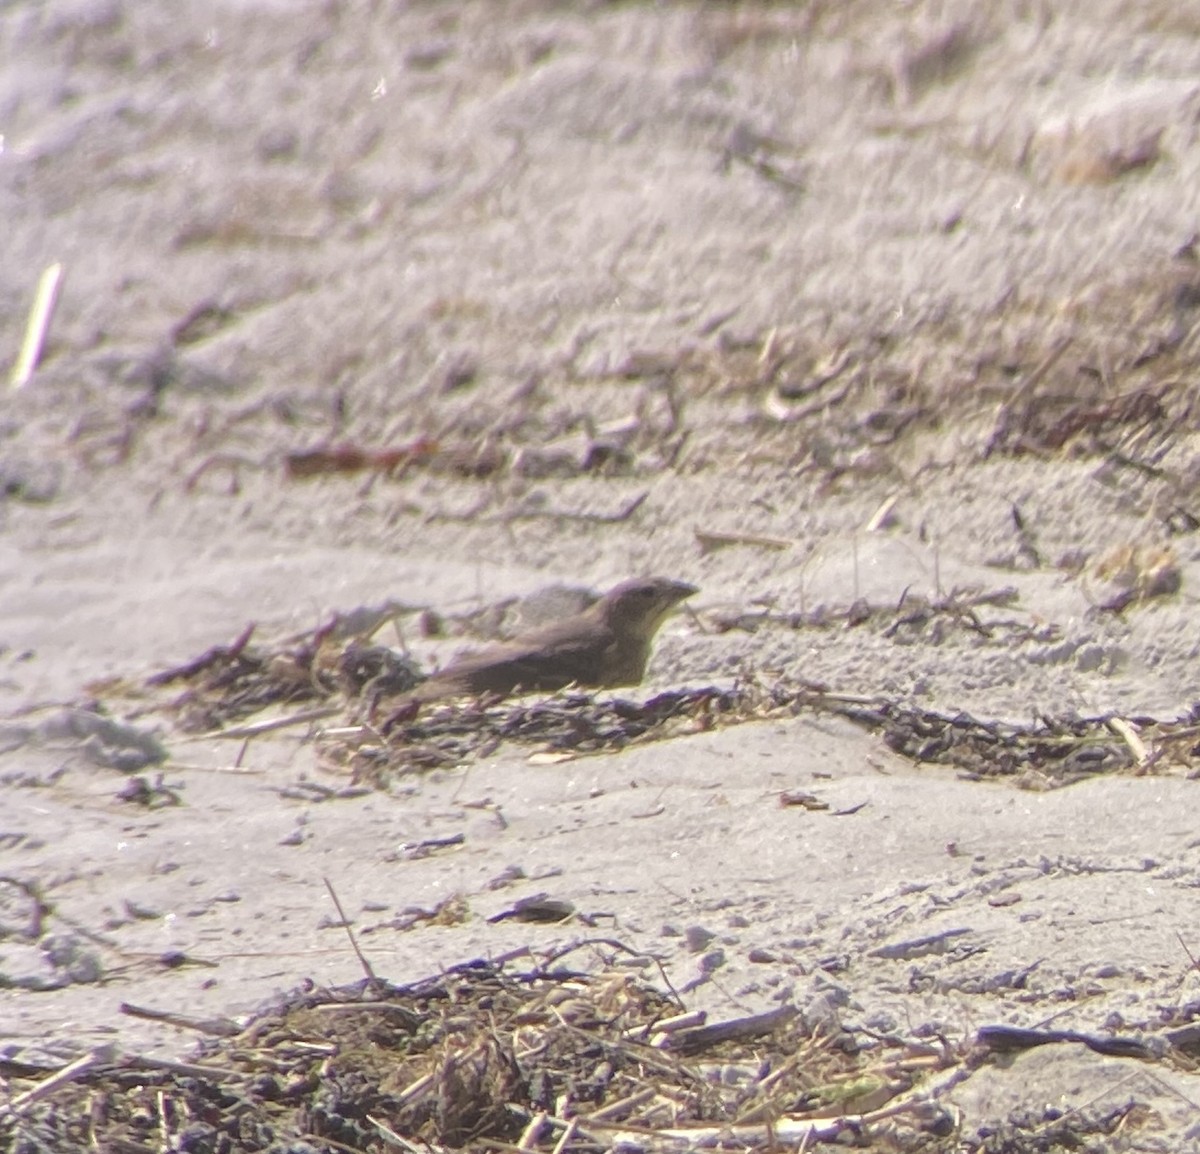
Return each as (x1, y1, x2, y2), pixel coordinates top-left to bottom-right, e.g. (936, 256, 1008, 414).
(639, 587, 655, 597)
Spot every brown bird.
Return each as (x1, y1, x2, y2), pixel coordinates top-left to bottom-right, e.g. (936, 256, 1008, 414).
(404, 576, 697, 706)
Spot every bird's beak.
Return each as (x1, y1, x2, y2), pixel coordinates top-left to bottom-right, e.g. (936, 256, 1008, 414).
(667, 581, 699, 604)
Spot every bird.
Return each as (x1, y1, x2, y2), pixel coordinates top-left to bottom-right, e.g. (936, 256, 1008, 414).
(394, 576, 697, 709)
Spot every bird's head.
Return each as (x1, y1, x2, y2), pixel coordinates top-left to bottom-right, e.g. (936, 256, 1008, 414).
(598, 577, 698, 639)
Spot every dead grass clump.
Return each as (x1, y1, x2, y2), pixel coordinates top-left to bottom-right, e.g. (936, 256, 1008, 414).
(131, 606, 1200, 787)
(0, 954, 959, 1152)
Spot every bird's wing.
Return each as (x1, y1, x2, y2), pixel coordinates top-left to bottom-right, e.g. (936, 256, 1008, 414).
(434, 623, 617, 694)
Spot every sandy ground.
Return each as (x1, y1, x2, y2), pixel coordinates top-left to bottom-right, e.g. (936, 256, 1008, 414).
(7, 0, 1200, 1146)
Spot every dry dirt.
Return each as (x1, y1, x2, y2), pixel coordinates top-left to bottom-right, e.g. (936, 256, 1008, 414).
(6, 0, 1200, 1149)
